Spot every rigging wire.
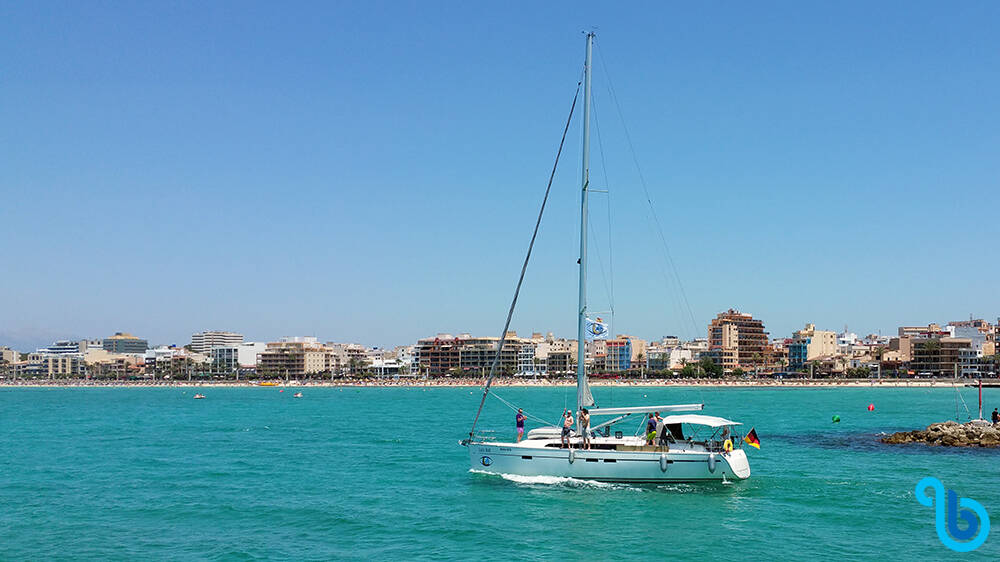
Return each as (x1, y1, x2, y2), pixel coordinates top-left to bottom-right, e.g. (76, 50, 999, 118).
(591, 94, 616, 332)
(955, 384, 958, 421)
(588, 217, 614, 315)
(594, 39, 701, 341)
(586, 105, 613, 313)
(467, 80, 582, 441)
(954, 385, 972, 421)
(489, 390, 558, 427)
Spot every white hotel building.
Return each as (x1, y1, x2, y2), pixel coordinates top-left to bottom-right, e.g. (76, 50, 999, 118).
(190, 331, 244, 353)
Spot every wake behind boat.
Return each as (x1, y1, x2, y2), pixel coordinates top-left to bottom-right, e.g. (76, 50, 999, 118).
(462, 33, 752, 483)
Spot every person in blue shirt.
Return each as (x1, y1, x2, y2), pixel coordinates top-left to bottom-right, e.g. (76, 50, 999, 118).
(646, 413, 657, 445)
(516, 408, 526, 442)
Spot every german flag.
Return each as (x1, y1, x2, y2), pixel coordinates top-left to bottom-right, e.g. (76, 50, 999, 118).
(743, 427, 761, 449)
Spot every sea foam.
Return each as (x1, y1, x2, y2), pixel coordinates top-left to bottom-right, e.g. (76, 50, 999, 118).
(469, 469, 638, 490)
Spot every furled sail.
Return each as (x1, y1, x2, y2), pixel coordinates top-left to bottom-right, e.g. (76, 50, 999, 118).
(578, 378, 595, 409)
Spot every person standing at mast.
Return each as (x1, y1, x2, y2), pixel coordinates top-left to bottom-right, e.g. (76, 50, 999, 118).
(579, 408, 591, 450)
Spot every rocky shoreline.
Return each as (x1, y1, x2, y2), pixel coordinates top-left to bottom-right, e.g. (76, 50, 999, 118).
(882, 421, 1000, 448)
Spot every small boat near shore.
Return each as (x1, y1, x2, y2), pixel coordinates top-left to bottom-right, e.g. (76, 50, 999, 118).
(193, 393, 206, 399)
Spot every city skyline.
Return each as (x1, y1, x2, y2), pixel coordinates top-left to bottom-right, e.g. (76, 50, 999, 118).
(3, 311, 998, 354)
(5, 317, 995, 381)
(3, 3, 999, 350)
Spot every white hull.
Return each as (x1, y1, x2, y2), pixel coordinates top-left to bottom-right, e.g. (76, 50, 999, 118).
(468, 438, 750, 483)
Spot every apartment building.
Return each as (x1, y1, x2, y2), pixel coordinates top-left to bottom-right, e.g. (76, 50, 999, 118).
(518, 342, 542, 375)
(788, 324, 838, 369)
(413, 332, 523, 376)
(36, 340, 88, 354)
(190, 331, 244, 353)
(458, 333, 521, 375)
(327, 342, 369, 374)
(102, 332, 148, 354)
(20, 354, 87, 378)
(645, 337, 705, 371)
(414, 335, 462, 375)
(707, 309, 769, 371)
(546, 350, 573, 375)
(257, 338, 329, 377)
(1, 346, 21, 364)
(605, 338, 632, 372)
(534, 339, 577, 376)
(211, 342, 267, 372)
(910, 337, 973, 376)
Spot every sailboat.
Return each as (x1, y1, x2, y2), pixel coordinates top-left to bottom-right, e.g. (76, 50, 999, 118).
(462, 33, 751, 483)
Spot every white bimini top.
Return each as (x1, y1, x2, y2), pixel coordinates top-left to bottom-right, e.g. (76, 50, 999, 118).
(659, 414, 740, 427)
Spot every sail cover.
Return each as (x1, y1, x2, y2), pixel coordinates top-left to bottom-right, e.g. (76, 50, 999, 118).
(579, 379, 595, 408)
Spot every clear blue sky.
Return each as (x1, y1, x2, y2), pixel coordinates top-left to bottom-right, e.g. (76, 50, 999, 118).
(2, 2, 999, 351)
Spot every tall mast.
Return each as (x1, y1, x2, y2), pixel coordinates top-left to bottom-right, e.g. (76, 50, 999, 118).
(576, 31, 594, 413)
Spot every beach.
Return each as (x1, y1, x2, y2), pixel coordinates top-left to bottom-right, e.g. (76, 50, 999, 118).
(0, 376, 973, 388)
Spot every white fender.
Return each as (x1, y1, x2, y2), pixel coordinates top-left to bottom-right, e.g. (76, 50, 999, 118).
(659, 453, 668, 472)
(708, 453, 717, 473)
(568, 449, 576, 464)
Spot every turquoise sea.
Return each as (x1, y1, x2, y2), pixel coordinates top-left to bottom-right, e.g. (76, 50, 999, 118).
(1, 385, 998, 560)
